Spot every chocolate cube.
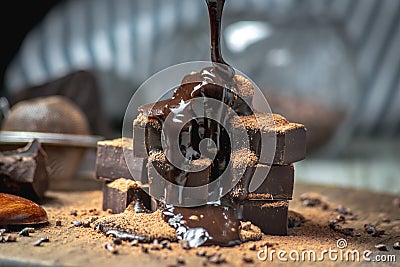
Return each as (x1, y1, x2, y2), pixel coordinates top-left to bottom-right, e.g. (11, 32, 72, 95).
(148, 150, 212, 205)
(247, 164, 294, 200)
(226, 149, 294, 201)
(241, 200, 289, 235)
(133, 113, 162, 158)
(229, 113, 306, 165)
(102, 178, 150, 214)
(95, 138, 148, 184)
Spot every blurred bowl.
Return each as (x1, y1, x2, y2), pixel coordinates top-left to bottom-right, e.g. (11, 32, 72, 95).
(1, 96, 103, 189)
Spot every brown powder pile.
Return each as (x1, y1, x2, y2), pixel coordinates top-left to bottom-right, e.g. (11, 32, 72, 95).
(239, 221, 262, 242)
(260, 200, 288, 209)
(97, 138, 133, 149)
(94, 209, 177, 242)
(192, 157, 212, 167)
(231, 148, 258, 169)
(107, 178, 140, 191)
(148, 150, 166, 163)
(231, 113, 304, 134)
(94, 204, 262, 244)
(133, 113, 161, 129)
(232, 75, 254, 98)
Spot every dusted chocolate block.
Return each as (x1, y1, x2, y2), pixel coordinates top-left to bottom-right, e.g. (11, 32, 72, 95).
(133, 114, 162, 158)
(230, 113, 306, 165)
(0, 139, 49, 201)
(241, 200, 289, 235)
(227, 148, 258, 201)
(226, 149, 294, 201)
(95, 138, 148, 184)
(102, 178, 150, 214)
(231, 75, 254, 115)
(247, 164, 294, 199)
(148, 151, 212, 204)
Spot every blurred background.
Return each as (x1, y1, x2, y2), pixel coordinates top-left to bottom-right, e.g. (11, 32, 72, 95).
(0, 0, 399, 194)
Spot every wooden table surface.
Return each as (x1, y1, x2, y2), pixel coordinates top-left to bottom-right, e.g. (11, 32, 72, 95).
(0, 180, 399, 267)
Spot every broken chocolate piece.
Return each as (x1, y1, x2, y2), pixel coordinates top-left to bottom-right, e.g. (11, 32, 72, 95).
(0, 139, 49, 201)
(241, 200, 289, 235)
(95, 138, 148, 184)
(230, 113, 306, 164)
(102, 178, 150, 214)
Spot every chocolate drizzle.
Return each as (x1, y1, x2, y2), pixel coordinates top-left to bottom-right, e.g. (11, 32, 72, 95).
(162, 204, 241, 247)
(136, 0, 257, 246)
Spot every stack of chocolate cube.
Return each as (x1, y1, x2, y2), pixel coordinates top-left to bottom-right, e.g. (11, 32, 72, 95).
(224, 112, 306, 235)
(95, 138, 151, 213)
(95, 74, 306, 236)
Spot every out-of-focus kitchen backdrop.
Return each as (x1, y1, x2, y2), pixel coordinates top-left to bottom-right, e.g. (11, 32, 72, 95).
(1, 0, 399, 194)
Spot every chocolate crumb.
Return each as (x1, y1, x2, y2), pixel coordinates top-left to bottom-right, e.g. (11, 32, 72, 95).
(180, 240, 190, 250)
(341, 228, 355, 237)
(82, 220, 91, 228)
(113, 238, 122, 245)
(242, 254, 253, 264)
(105, 242, 118, 254)
(347, 215, 358, 221)
(288, 210, 305, 228)
(19, 227, 34, 236)
(70, 210, 78, 216)
(151, 239, 162, 250)
(299, 193, 327, 208)
(33, 237, 49, 247)
(375, 244, 388, 251)
(208, 253, 226, 264)
(141, 245, 149, 253)
(393, 242, 400, 250)
(336, 215, 346, 222)
(321, 202, 330, 210)
(248, 243, 256, 251)
(197, 249, 207, 256)
(177, 256, 185, 265)
(73, 220, 82, 227)
(5, 235, 17, 242)
(161, 240, 171, 249)
(55, 219, 62, 226)
(371, 230, 385, 237)
(381, 217, 391, 223)
(364, 224, 375, 234)
(336, 205, 352, 215)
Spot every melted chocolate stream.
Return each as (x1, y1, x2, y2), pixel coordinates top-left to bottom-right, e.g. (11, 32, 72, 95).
(138, 0, 255, 247)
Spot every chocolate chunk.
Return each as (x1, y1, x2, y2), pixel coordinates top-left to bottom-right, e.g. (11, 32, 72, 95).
(288, 210, 305, 228)
(241, 200, 289, 235)
(102, 178, 151, 214)
(148, 151, 212, 205)
(229, 149, 294, 200)
(375, 244, 388, 251)
(225, 149, 294, 201)
(247, 164, 294, 199)
(0, 140, 49, 201)
(133, 114, 162, 158)
(230, 113, 306, 164)
(95, 138, 148, 184)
